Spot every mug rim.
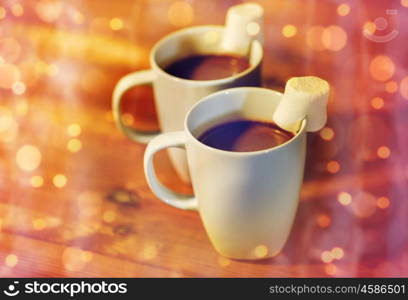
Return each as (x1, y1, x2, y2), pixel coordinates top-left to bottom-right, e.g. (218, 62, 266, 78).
(149, 25, 263, 86)
(184, 87, 307, 156)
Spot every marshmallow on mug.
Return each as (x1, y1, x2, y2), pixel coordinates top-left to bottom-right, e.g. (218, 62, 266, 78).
(273, 76, 330, 132)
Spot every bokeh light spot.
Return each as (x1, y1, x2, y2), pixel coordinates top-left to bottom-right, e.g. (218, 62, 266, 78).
(67, 138, 82, 153)
(325, 263, 337, 275)
(254, 244, 268, 258)
(385, 80, 398, 93)
(377, 197, 390, 209)
(322, 26, 347, 51)
(338, 192, 352, 206)
(350, 191, 377, 218)
(321, 251, 333, 263)
(11, 3, 24, 17)
(0, 38, 22, 63)
(306, 26, 325, 51)
(371, 97, 384, 109)
(103, 210, 116, 223)
(0, 7, 6, 19)
(337, 4, 350, 16)
(0, 64, 20, 89)
(53, 174, 67, 188)
(5, 254, 18, 267)
(218, 256, 231, 267)
(402, 0, 408, 7)
(16, 145, 42, 171)
(32, 218, 47, 230)
(320, 127, 335, 141)
(369, 56, 395, 82)
(109, 18, 123, 31)
(168, 1, 194, 27)
(400, 76, 408, 100)
(12, 81, 26, 95)
(331, 247, 344, 260)
(377, 146, 390, 159)
(67, 123, 81, 137)
(327, 160, 340, 173)
(317, 214, 331, 228)
(282, 24, 297, 38)
(363, 22, 376, 35)
(30, 175, 44, 188)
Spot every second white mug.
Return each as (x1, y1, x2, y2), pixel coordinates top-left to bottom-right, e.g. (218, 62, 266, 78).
(112, 26, 263, 182)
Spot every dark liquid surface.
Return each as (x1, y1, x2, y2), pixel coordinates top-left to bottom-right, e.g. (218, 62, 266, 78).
(198, 119, 295, 152)
(164, 54, 250, 80)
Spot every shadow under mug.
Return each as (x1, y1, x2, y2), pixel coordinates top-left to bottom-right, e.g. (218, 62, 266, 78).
(112, 25, 263, 183)
(144, 87, 307, 260)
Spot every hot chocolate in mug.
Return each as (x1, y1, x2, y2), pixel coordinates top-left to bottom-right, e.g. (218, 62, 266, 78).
(144, 87, 307, 260)
(112, 3, 264, 183)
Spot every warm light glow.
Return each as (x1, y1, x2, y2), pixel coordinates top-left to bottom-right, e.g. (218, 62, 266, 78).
(400, 76, 408, 100)
(369, 56, 395, 82)
(0, 7, 6, 19)
(5, 254, 18, 267)
(0, 37, 22, 63)
(363, 22, 376, 35)
(320, 127, 335, 141)
(46, 64, 58, 77)
(35, 0, 62, 22)
(109, 18, 123, 31)
(30, 175, 44, 188)
(338, 192, 352, 206)
(103, 210, 116, 223)
(327, 161, 340, 173)
(78, 191, 102, 217)
(15, 99, 29, 116)
(141, 243, 158, 260)
(218, 256, 231, 267)
(371, 97, 384, 109)
(16, 145, 42, 171)
(168, 1, 194, 27)
(306, 26, 325, 51)
(121, 113, 134, 126)
(81, 251, 93, 262)
(321, 251, 333, 263)
(350, 192, 377, 218)
(247, 22, 260, 36)
(377, 197, 390, 209)
(402, 0, 408, 7)
(0, 64, 20, 89)
(322, 26, 347, 51)
(317, 214, 331, 228)
(337, 4, 350, 16)
(72, 10, 84, 24)
(377, 146, 390, 159)
(62, 247, 87, 271)
(67, 138, 82, 153)
(11, 3, 24, 17)
(12, 81, 26, 95)
(282, 24, 297, 38)
(254, 244, 268, 258)
(53, 174, 67, 188)
(0, 107, 13, 132)
(385, 80, 398, 93)
(32, 218, 47, 230)
(331, 247, 344, 260)
(67, 123, 81, 137)
(325, 263, 337, 275)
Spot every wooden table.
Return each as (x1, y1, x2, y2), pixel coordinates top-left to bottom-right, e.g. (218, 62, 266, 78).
(1, 0, 407, 277)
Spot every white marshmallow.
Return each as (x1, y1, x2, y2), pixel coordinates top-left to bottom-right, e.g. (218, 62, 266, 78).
(222, 3, 264, 56)
(273, 76, 330, 132)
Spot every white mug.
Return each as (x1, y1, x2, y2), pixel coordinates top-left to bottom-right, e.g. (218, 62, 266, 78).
(112, 26, 263, 182)
(144, 87, 307, 260)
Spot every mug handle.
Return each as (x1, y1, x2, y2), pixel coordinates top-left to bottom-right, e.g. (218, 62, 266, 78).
(144, 131, 198, 210)
(112, 70, 160, 144)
